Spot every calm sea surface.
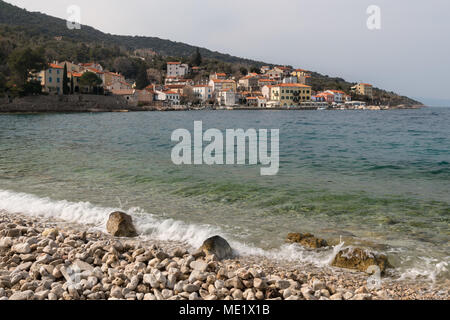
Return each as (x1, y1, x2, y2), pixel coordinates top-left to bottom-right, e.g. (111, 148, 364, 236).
(0, 109, 449, 283)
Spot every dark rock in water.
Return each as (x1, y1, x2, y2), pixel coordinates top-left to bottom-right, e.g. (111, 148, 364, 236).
(287, 233, 328, 249)
(106, 212, 137, 237)
(198, 236, 233, 260)
(331, 247, 393, 274)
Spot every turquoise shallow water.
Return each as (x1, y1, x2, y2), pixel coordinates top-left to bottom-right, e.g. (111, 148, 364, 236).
(0, 109, 449, 283)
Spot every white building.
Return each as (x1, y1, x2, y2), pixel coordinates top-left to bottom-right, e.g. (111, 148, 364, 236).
(193, 85, 213, 102)
(217, 89, 236, 106)
(261, 85, 274, 99)
(257, 96, 267, 108)
(156, 90, 180, 105)
(325, 90, 346, 103)
(282, 76, 298, 84)
(167, 62, 189, 78)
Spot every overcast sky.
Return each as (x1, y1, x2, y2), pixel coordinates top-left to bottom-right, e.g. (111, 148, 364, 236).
(6, 0, 450, 106)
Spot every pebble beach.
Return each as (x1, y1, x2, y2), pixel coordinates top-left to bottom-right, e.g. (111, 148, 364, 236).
(0, 211, 448, 301)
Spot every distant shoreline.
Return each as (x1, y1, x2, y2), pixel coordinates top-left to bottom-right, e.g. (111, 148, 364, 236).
(0, 95, 425, 114)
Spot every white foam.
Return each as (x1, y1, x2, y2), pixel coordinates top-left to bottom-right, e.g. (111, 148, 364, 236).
(0, 189, 448, 283)
(0, 189, 339, 267)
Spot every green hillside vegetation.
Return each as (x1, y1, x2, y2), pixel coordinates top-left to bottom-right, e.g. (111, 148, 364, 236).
(0, 0, 422, 106)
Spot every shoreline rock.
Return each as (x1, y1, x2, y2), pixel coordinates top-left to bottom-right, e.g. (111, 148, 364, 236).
(106, 212, 137, 238)
(331, 247, 392, 274)
(198, 236, 233, 261)
(287, 233, 329, 249)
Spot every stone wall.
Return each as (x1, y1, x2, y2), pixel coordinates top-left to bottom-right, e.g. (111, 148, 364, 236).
(0, 94, 145, 113)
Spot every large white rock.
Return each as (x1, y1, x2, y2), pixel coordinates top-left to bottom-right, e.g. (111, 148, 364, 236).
(11, 243, 31, 254)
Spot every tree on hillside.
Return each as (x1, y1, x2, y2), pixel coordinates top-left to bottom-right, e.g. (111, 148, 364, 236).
(62, 63, 69, 95)
(70, 77, 74, 94)
(7, 47, 46, 87)
(240, 67, 248, 76)
(112, 57, 139, 79)
(190, 48, 202, 67)
(147, 68, 163, 84)
(22, 80, 42, 95)
(135, 65, 150, 90)
(249, 66, 260, 74)
(181, 86, 200, 105)
(0, 72, 7, 96)
(79, 71, 102, 94)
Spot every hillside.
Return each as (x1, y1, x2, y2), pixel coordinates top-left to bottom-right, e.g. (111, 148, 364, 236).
(0, 0, 422, 106)
(0, 0, 264, 66)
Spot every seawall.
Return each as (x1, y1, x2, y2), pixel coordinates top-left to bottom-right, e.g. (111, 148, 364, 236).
(0, 95, 146, 113)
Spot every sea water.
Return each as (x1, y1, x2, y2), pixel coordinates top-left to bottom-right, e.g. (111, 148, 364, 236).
(0, 109, 448, 284)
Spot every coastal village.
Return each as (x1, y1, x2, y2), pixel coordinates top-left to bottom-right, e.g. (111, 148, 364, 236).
(33, 61, 380, 111)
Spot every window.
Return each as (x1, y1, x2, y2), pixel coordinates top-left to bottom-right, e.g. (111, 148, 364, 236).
(57, 78, 60, 83)
(49, 69, 52, 74)
(49, 77, 52, 83)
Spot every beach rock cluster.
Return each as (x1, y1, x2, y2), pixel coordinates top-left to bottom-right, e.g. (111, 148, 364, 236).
(331, 247, 392, 274)
(0, 212, 446, 300)
(286, 233, 393, 275)
(287, 233, 329, 249)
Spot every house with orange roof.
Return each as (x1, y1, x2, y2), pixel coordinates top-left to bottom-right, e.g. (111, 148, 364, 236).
(193, 85, 213, 102)
(167, 62, 189, 78)
(269, 83, 312, 106)
(315, 92, 335, 104)
(165, 84, 189, 95)
(208, 79, 236, 93)
(210, 72, 227, 80)
(245, 95, 267, 107)
(266, 68, 283, 81)
(216, 89, 236, 106)
(155, 89, 180, 105)
(258, 78, 278, 88)
(238, 74, 259, 91)
(35, 63, 64, 94)
(291, 69, 312, 85)
(351, 83, 373, 97)
(325, 90, 347, 103)
(291, 69, 310, 78)
(67, 71, 83, 93)
(245, 96, 259, 107)
(274, 66, 293, 77)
